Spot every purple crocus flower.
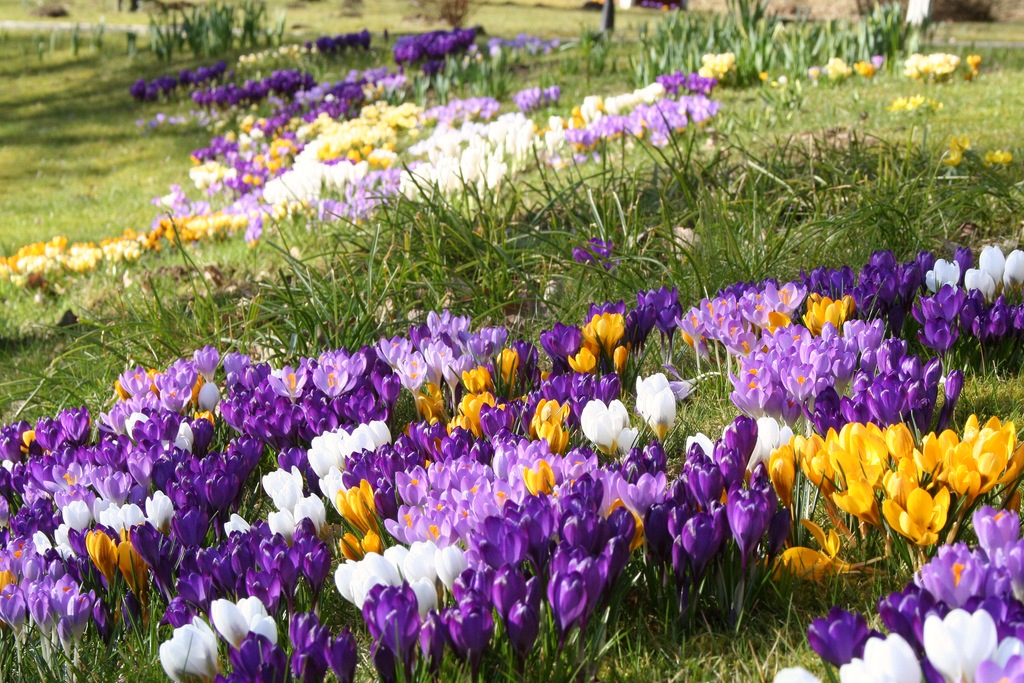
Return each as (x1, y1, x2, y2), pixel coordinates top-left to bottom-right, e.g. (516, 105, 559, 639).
(807, 607, 879, 667)
(726, 484, 773, 569)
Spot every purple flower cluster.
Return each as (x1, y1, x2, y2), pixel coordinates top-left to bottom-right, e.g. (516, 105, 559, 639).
(656, 70, 718, 97)
(393, 28, 476, 67)
(513, 86, 561, 114)
(421, 97, 501, 126)
(487, 34, 560, 56)
(562, 95, 721, 155)
(191, 70, 316, 109)
(730, 321, 875, 424)
(677, 280, 807, 359)
(130, 61, 229, 102)
(305, 29, 371, 55)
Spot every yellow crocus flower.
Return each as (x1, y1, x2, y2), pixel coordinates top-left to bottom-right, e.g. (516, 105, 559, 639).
(776, 519, 853, 581)
(498, 348, 520, 384)
(802, 294, 855, 336)
(523, 461, 556, 496)
(885, 424, 916, 461)
(581, 313, 625, 358)
(117, 532, 149, 598)
(882, 485, 950, 546)
(336, 479, 379, 535)
(530, 399, 570, 454)
(462, 366, 492, 394)
(984, 150, 1013, 167)
(568, 346, 597, 374)
(769, 444, 797, 509)
(833, 479, 882, 529)
(415, 383, 445, 425)
(86, 530, 118, 584)
(448, 392, 497, 438)
(797, 434, 834, 493)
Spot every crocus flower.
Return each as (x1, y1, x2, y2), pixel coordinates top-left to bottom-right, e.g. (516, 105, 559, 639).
(923, 608, 997, 683)
(636, 374, 678, 440)
(580, 399, 637, 457)
(807, 607, 878, 667)
(838, 633, 922, 683)
(210, 597, 278, 649)
(160, 617, 220, 683)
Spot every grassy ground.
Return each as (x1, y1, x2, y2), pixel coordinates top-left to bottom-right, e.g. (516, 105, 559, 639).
(2, 11, 1024, 682)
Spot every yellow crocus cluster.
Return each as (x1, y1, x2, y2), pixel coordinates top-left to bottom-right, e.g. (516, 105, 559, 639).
(574, 312, 628, 375)
(340, 529, 383, 561)
(904, 53, 962, 82)
(86, 529, 149, 598)
(825, 58, 853, 81)
(300, 103, 421, 166)
(771, 417, 1023, 549)
(802, 294, 855, 336)
(698, 52, 737, 81)
(0, 210, 249, 288)
(336, 479, 383, 560)
(530, 399, 571, 454)
(888, 95, 943, 113)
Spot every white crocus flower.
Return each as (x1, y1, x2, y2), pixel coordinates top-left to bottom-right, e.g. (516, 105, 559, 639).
(839, 633, 922, 683)
(402, 540, 439, 584)
(145, 491, 175, 533)
(1003, 250, 1024, 291)
(223, 514, 251, 536)
(979, 245, 1006, 290)
(748, 416, 794, 471)
(925, 259, 961, 293)
(268, 509, 296, 543)
(261, 467, 304, 512)
(964, 268, 997, 302)
(580, 399, 636, 456)
(409, 576, 438, 618)
(773, 669, 822, 683)
(636, 374, 678, 440)
(923, 608, 996, 683)
(435, 545, 468, 590)
(62, 499, 93, 532)
(210, 597, 277, 649)
(160, 618, 220, 683)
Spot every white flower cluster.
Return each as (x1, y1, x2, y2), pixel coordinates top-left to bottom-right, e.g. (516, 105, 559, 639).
(400, 113, 536, 199)
(925, 245, 1024, 302)
(335, 540, 468, 615)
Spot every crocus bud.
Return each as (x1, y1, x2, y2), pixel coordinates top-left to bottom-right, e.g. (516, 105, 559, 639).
(979, 245, 1006, 289)
(964, 268, 997, 302)
(1003, 249, 1024, 291)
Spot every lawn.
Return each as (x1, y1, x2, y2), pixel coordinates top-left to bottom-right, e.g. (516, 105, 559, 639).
(2, 3, 1024, 682)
